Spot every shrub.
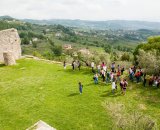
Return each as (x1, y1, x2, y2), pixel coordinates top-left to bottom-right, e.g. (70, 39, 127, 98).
(42, 51, 54, 60)
(32, 41, 38, 48)
(22, 37, 30, 45)
(52, 45, 63, 56)
(121, 53, 130, 61)
(32, 51, 43, 58)
(103, 102, 157, 130)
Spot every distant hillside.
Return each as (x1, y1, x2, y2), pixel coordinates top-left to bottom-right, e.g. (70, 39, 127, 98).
(22, 19, 160, 30)
(1, 16, 160, 30)
(0, 15, 14, 20)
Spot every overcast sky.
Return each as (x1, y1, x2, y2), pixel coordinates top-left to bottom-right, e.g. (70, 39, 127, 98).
(0, 0, 160, 21)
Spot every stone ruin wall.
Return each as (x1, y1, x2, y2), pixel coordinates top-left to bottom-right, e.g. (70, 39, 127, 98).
(0, 28, 21, 62)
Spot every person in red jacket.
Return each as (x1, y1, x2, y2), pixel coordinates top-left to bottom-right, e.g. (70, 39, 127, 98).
(117, 70, 121, 82)
(135, 71, 141, 83)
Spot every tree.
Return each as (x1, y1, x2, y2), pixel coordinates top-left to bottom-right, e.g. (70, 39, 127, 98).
(137, 49, 160, 74)
(32, 41, 37, 48)
(104, 44, 112, 54)
(22, 37, 30, 45)
(52, 45, 62, 56)
(49, 39, 62, 56)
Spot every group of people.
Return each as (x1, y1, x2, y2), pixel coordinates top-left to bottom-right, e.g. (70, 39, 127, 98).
(148, 76, 160, 88)
(92, 62, 128, 95)
(64, 60, 160, 95)
(63, 60, 81, 70)
(128, 66, 160, 88)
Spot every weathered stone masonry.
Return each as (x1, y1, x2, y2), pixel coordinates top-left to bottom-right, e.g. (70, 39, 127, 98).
(0, 28, 21, 62)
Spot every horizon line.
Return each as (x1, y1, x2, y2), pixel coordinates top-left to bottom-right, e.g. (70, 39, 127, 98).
(1, 15, 160, 23)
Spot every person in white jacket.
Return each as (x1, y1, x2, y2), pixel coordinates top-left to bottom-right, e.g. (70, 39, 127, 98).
(112, 81, 116, 94)
(91, 61, 94, 73)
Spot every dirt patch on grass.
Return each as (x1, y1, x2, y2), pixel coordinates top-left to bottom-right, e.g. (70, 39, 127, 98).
(139, 104, 147, 110)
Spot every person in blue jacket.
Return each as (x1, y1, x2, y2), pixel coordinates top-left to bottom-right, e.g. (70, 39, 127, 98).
(79, 82, 83, 94)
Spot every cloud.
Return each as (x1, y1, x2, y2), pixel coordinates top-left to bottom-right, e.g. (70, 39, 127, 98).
(0, 0, 160, 21)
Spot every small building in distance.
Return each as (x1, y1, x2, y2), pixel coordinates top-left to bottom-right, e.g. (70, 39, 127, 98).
(55, 32, 62, 37)
(32, 37, 38, 42)
(63, 44, 72, 50)
(0, 28, 21, 62)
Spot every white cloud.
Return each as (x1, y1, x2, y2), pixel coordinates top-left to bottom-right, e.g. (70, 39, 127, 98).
(0, 0, 160, 21)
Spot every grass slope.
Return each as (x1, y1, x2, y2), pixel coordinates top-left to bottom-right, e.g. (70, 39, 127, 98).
(0, 59, 160, 130)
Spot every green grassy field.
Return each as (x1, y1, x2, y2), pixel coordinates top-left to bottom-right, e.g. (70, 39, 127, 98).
(0, 59, 160, 130)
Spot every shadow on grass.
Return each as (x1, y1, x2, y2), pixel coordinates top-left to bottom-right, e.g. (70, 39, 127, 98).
(85, 82, 111, 88)
(63, 67, 93, 76)
(0, 64, 5, 67)
(68, 93, 79, 97)
(100, 91, 122, 97)
(127, 80, 160, 109)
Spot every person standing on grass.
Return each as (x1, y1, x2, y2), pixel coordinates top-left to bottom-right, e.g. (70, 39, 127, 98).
(157, 78, 160, 88)
(122, 79, 128, 95)
(94, 73, 99, 84)
(79, 82, 83, 94)
(143, 72, 147, 87)
(97, 64, 101, 74)
(121, 66, 125, 75)
(129, 67, 133, 80)
(110, 72, 114, 82)
(106, 71, 110, 83)
(101, 69, 106, 82)
(117, 70, 121, 82)
(117, 65, 120, 71)
(63, 61, 66, 69)
(135, 71, 141, 83)
(103, 64, 107, 72)
(101, 62, 105, 69)
(72, 61, 75, 70)
(91, 61, 95, 73)
(120, 79, 124, 92)
(112, 80, 116, 94)
(77, 61, 81, 71)
(111, 62, 115, 72)
(149, 76, 154, 86)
